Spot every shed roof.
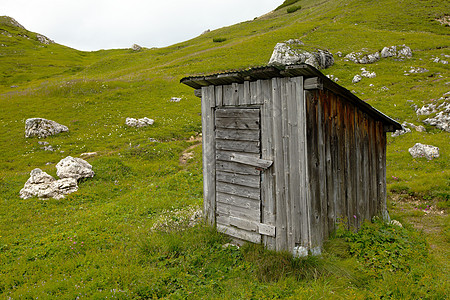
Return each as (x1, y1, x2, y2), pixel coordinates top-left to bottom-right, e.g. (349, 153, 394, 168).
(181, 64, 402, 131)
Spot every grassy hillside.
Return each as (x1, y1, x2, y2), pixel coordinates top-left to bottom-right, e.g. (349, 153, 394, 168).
(0, 0, 449, 298)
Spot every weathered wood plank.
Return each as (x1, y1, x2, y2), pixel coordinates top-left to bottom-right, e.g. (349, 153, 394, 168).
(215, 85, 223, 107)
(297, 78, 310, 248)
(337, 98, 347, 227)
(230, 216, 258, 232)
(216, 160, 261, 175)
(223, 85, 233, 106)
(317, 93, 327, 245)
(201, 86, 216, 225)
(230, 153, 273, 169)
(216, 202, 260, 222)
(215, 117, 260, 130)
(281, 78, 294, 250)
(215, 139, 260, 153)
(324, 91, 335, 237)
(306, 90, 322, 249)
(242, 81, 251, 105)
(304, 77, 323, 90)
(347, 103, 357, 229)
(216, 128, 260, 141)
(216, 171, 260, 188)
(363, 113, 370, 221)
(216, 150, 259, 161)
(369, 119, 378, 217)
(215, 108, 260, 119)
(231, 82, 239, 106)
(217, 224, 261, 244)
(354, 109, 362, 228)
(259, 223, 276, 237)
(260, 79, 276, 250)
(216, 181, 260, 200)
(272, 77, 288, 251)
(216, 192, 260, 210)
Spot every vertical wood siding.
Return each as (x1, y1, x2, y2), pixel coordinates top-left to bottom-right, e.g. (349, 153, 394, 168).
(202, 77, 388, 254)
(305, 89, 387, 249)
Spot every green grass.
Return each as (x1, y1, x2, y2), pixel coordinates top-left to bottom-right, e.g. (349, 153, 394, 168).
(0, 0, 449, 297)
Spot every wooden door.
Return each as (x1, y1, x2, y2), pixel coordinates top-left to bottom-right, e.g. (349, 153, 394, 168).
(214, 108, 274, 243)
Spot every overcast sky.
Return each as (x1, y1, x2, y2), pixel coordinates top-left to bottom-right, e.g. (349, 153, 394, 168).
(2, 0, 284, 51)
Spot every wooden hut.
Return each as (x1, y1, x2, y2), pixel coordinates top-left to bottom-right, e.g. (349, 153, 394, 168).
(181, 64, 401, 255)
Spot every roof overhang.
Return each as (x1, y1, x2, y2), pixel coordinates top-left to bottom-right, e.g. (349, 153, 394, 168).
(181, 64, 402, 132)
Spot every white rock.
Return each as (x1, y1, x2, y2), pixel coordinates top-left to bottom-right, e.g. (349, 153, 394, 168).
(19, 168, 78, 199)
(391, 124, 411, 137)
(56, 156, 94, 180)
(132, 44, 142, 51)
(268, 41, 334, 69)
(381, 46, 397, 58)
(361, 69, 376, 78)
(408, 143, 440, 160)
(352, 74, 362, 83)
(126, 117, 154, 128)
(25, 118, 69, 138)
(170, 97, 182, 102)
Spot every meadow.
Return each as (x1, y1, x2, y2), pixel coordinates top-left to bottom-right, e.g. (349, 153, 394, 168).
(0, 0, 449, 298)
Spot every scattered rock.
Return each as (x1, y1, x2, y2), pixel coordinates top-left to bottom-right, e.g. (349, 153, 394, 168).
(361, 68, 376, 78)
(148, 138, 160, 143)
(345, 49, 380, 64)
(326, 74, 339, 82)
(431, 56, 448, 64)
(268, 40, 334, 69)
(405, 66, 429, 74)
(381, 45, 412, 59)
(391, 123, 411, 137)
(36, 33, 54, 45)
(352, 74, 362, 83)
(408, 143, 440, 160)
(125, 117, 154, 128)
(56, 156, 95, 180)
(170, 97, 182, 102)
(25, 118, 69, 138)
(335, 51, 342, 57)
(80, 152, 98, 158)
(132, 44, 142, 51)
(19, 168, 78, 200)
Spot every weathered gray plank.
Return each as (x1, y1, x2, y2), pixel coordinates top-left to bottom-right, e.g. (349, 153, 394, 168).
(259, 223, 276, 237)
(216, 150, 259, 161)
(217, 224, 261, 244)
(363, 113, 371, 221)
(305, 90, 321, 249)
(216, 192, 260, 210)
(215, 108, 260, 119)
(216, 160, 261, 175)
(215, 139, 260, 153)
(317, 94, 327, 245)
(223, 85, 233, 106)
(230, 216, 259, 232)
(260, 79, 276, 250)
(242, 81, 251, 105)
(216, 181, 260, 200)
(215, 85, 223, 107)
(230, 153, 273, 169)
(231, 82, 239, 106)
(273, 77, 288, 251)
(215, 128, 260, 141)
(324, 91, 335, 237)
(369, 119, 378, 217)
(215, 117, 260, 130)
(297, 78, 310, 248)
(216, 171, 260, 188)
(201, 85, 216, 225)
(304, 77, 323, 90)
(250, 81, 258, 105)
(216, 202, 260, 222)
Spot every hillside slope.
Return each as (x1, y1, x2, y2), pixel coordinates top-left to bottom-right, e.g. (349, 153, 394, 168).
(0, 0, 449, 298)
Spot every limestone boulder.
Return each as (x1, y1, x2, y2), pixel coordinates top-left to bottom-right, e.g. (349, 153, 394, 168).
(25, 118, 68, 138)
(56, 156, 94, 180)
(268, 40, 334, 69)
(125, 117, 154, 128)
(19, 168, 78, 200)
(408, 143, 440, 160)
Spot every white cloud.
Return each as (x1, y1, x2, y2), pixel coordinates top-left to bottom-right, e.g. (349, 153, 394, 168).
(2, 0, 284, 51)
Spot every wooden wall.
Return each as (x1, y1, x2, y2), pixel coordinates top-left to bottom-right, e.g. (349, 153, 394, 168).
(305, 89, 387, 249)
(201, 77, 388, 254)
